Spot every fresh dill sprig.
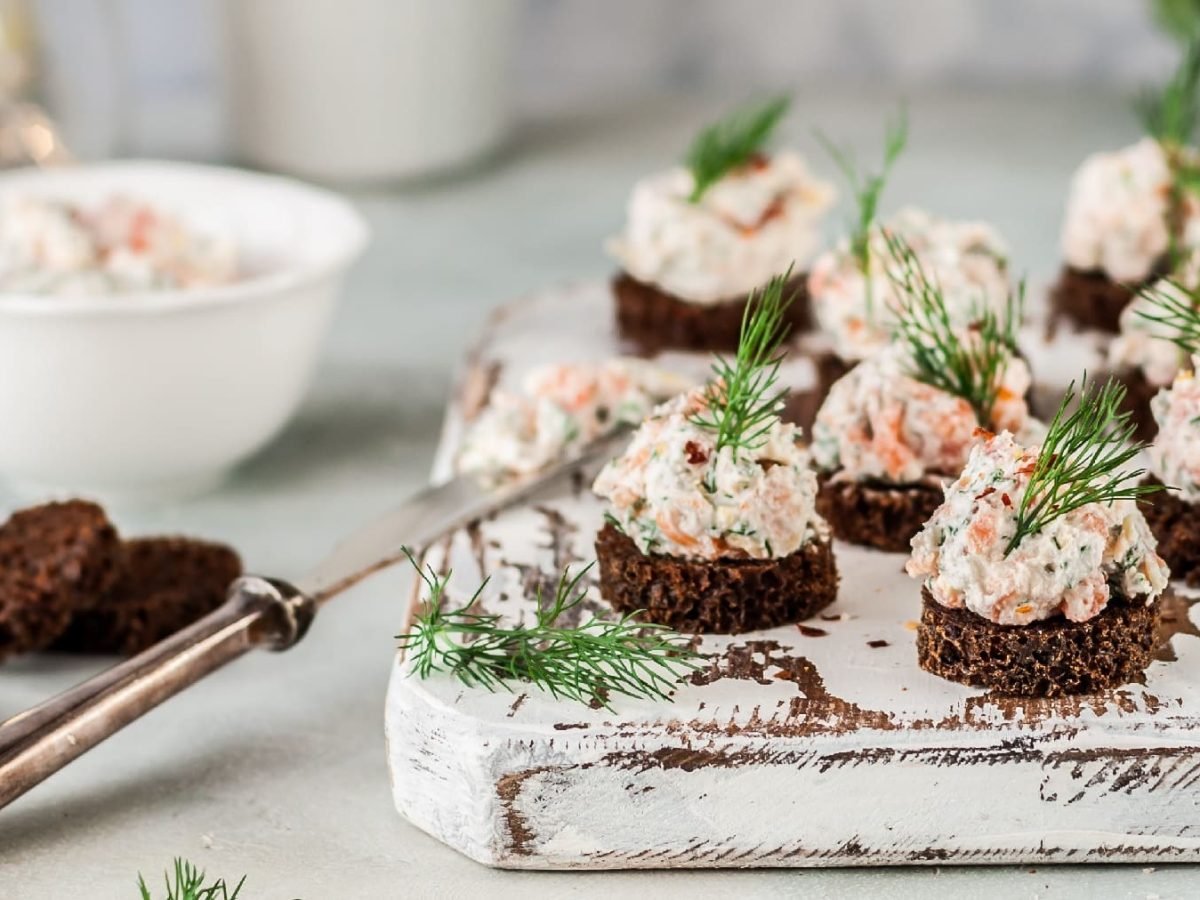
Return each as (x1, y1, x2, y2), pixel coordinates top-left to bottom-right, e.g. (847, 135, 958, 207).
(137, 859, 244, 900)
(1136, 36, 1200, 270)
(1135, 276, 1200, 354)
(815, 107, 908, 315)
(1154, 0, 1200, 43)
(397, 549, 700, 711)
(685, 95, 790, 202)
(689, 268, 794, 455)
(1004, 377, 1166, 556)
(885, 231, 1020, 427)
(1137, 36, 1200, 147)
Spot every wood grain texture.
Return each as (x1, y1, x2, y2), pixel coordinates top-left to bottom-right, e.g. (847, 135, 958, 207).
(385, 282, 1199, 869)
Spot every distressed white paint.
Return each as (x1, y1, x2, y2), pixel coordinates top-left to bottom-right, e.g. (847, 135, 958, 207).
(386, 282, 1199, 869)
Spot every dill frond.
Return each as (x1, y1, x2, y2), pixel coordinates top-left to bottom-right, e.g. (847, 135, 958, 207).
(1137, 36, 1200, 147)
(1154, 0, 1200, 44)
(137, 858, 244, 900)
(1137, 36, 1200, 270)
(1135, 276, 1200, 354)
(397, 549, 700, 711)
(1004, 376, 1166, 556)
(689, 268, 795, 455)
(815, 107, 908, 314)
(885, 231, 1021, 427)
(685, 95, 791, 202)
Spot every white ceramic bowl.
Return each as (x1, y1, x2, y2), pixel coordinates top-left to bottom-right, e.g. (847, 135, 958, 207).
(0, 161, 368, 502)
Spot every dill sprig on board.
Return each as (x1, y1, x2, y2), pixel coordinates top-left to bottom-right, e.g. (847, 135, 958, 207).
(816, 108, 908, 313)
(1004, 377, 1166, 556)
(689, 268, 794, 455)
(138, 859, 244, 900)
(397, 549, 700, 711)
(1136, 36, 1200, 270)
(1136, 276, 1200, 354)
(685, 95, 791, 202)
(885, 232, 1020, 427)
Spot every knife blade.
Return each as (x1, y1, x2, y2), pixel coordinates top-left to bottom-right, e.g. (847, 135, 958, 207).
(296, 424, 630, 603)
(0, 423, 632, 808)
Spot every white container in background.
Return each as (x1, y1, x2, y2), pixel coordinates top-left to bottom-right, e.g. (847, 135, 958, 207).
(32, 0, 230, 160)
(226, 0, 519, 182)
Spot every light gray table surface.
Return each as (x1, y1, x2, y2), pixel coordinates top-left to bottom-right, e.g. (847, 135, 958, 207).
(0, 88, 1193, 899)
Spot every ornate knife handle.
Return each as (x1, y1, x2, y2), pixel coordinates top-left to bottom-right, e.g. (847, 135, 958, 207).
(0, 576, 316, 809)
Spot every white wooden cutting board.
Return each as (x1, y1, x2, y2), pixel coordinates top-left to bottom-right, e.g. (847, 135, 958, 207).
(384, 282, 1200, 869)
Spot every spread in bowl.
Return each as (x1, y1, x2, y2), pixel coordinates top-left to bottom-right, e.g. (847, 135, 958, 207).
(0, 194, 237, 295)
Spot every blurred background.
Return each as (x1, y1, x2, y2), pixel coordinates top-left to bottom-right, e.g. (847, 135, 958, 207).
(0, 0, 1181, 465)
(15, 1, 1189, 166)
(4, 0, 1188, 492)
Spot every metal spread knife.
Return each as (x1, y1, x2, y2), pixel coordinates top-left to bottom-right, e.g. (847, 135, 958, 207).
(0, 425, 630, 809)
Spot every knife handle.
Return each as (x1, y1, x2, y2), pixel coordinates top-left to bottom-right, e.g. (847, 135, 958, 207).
(0, 575, 315, 810)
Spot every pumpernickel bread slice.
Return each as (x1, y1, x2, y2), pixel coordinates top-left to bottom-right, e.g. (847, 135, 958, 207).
(779, 352, 853, 433)
(1050, 265, 1152, 335)
(594, 522, 838, 634)
(1112, 366, 1161, 442)
(0, 501, 121, 660)
(1140, 476, 1200, 587)
(811, 351, 852, 411)
(816, 474, 943, 553)
(612, 271, 811, 354)
(53, 537, 243, 655)
(916, 587, 1158, 697)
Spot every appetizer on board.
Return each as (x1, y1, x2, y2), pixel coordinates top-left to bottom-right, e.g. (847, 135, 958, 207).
(1108, 263, 1200, 439)
(457, 358, 691, 483)
(1133, 277, 1200, 581)
(608, 97, 835, 352)
(811, 234, 1035, 551)
(1052, 42, 1200, 333)
(593, 272, 839, 633)
(908, 380, 1168, 697)
(809, 209, 1011, 382)
(1141, 361, 1200, 584)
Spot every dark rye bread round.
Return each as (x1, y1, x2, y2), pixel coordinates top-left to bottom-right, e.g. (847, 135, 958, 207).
(779, 351, 853, 433)
(916, 588, 1158, 697)
(811, 351, 853, 413)
(594, 522, 838, 634)
(1050, 265, 1153, 335)
(53, 537, 242, 655)
(1113, 366, 1161, 442)
(0, 501, 121, 660)
(612, 271, 812, 354)
(779, 389, 820, 433)
(815, 473, 943, 553)
(1140, 476, 1200, 587)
